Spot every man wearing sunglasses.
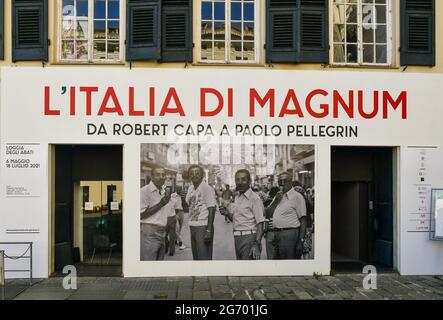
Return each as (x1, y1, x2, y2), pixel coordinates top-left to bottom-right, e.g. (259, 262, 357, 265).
(265, 171, 307, 259)
(185, 165, 217, 260)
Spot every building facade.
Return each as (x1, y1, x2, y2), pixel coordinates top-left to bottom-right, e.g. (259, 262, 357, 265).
(1, 0, 443, 277)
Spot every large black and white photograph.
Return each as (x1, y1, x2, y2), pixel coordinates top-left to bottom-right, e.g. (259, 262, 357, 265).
(140, 143, 315, 261)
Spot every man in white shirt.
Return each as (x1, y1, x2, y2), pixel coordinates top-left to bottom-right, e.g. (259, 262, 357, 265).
(220, 169, 265, 260)
(140, 166, 179, 261)
(185, 165, 216, 260)
(265, 172, 307, 259)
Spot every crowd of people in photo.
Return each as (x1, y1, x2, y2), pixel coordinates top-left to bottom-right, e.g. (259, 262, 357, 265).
(140, 164, 314, 261)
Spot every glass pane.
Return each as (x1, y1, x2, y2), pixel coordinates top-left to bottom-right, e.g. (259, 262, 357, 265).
(94, 21, 106, 39)
(94, 0, 106, 19)
(81, 181, 123, 266)
(214, 22, 225, 40)
(346, 24, 357, 43)
(376, 5, 386, 24)
(201, 21, 213, 40)
(107, 41, 120, 60)
(243, 42, 254, 61)
(77, 20, 88, 39)
(77, 0, 88, 17)
(363, 44, 374, 63)
(243, 3, 254, 21)
(76, 41, 89, 60)
(201, 41, 212, 60)
(62, 0, 74, 17)
(231, 2, 241, 21)
(62, 19, 75, 39)
(346, 5, 357, 23)
(362, 24, 374, 43)
(375, 0, 386, 3)
(363, 0, 374, 3)
(375, 25, 386, 43)
(231, 22, 241, 41)
(333, 24, 345, 42)
(346, 44, 358, 63)
(108, 20, 119, 39)
(61, 40, 74, 59)
(362, 4, 375, 24)
(214, 41, 225, 60)
(214, 2, 225, 20)
(93, 41, 107, 59)
(376, 45, 387, 63)
(333, 5, 345, 24)
(108, 0, 120, 19)
(243, 22, 254, 41)
(201, 2, 212, 20)
(230, 41, 241, 61)
(334, 44, 345, 63)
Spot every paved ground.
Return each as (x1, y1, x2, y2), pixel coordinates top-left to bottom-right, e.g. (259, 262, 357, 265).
(3, 274, 443, 300)
(165, 212, 268, 261)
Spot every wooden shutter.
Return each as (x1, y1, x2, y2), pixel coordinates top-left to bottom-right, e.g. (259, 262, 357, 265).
(12, 0, 48, 62)
(401, 0, 435, 66)
(298, 0, 328, 63)
(161, 0, 192, 62)
(126, 0, 161, 61)
(266, 0, 298, 63)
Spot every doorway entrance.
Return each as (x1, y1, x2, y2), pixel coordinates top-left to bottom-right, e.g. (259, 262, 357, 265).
(51, 145, 123, 276)
(331, 147, 396, 273)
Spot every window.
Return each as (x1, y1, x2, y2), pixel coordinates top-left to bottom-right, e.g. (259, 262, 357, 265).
(332, 0, 391, 65)
(60, 0, 121, 62)
(200, 0, 259, 63)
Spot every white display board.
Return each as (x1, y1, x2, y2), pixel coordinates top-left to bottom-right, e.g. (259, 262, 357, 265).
(1, 67, 443, 277)
(401, 147, 443, 275)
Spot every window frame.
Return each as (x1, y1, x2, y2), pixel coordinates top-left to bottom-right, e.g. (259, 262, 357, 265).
(58, 0, 124, 64)
(197, 0, 261, 64)
(331, 0, 393, 67)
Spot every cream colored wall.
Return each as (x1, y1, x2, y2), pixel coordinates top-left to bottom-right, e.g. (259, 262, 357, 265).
(1, 1, 441, 70)
(80, 180, 123, 208)
(73, 182, 83, 260)
(80, 181, 102, 208)
(102, 181, 123, 204)
(48, 144, 55, 275)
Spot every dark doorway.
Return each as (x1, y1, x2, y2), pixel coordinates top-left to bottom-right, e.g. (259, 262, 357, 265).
(53, 145, 123, 277)
(331, 147, 395, 273)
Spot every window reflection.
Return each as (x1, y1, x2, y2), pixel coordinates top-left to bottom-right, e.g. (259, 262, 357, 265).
(214, 22, 225, 40)
(201, 0, 256, 63)
(333, 0, 389, 65)
(108, 0, 119, 19)
(230, 41, 241, 60)
(94, 0, 106, 19)
(214, 2, 225, 20)
(201, 41, 213, 60)
(76, 0, 88, 17)
(214, 41, 225, 60)
(231, 22, 241, 41)
(61, 0, 121, 62)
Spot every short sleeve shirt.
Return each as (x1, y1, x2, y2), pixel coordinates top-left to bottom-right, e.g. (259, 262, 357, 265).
(232, 188, 265, 231)
(140, 182, 177, 226)
(167, 193, 183, 217)
(186, 182, 217, 227)
(272, 188, 307, 229)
